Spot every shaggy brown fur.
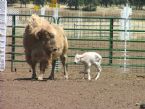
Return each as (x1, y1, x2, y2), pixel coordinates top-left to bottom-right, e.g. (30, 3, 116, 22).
(23, 14, 68, 80)
(48, 24, 68, 80)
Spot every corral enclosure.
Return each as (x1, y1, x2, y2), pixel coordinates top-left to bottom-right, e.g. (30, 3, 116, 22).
(1, 5, 145, 109)
(5, 12, 145, 75)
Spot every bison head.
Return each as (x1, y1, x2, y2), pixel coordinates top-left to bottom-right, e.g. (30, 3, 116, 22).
(35, 28, 57, 53)
(35, 28, 54, 39)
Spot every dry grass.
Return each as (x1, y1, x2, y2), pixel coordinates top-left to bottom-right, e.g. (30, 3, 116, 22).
(8, 4, 145, 18)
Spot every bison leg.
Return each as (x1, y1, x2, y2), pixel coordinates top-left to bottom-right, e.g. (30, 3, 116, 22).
(48, 60, 56, 80)
(38, 62, 47, 81)
(31, 62, 37, 80)
(25, 53, 37, 79)
(60, 55, 68, 79)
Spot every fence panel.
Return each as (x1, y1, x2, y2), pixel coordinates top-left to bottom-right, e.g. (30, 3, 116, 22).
(58, 17, 145, 73)
(5, 14, 145, 74)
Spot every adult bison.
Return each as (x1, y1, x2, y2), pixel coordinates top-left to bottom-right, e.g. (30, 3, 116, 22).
(23, 14, 68, 80)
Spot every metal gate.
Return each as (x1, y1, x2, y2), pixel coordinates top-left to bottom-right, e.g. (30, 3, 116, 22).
(6, 14, 145, 73)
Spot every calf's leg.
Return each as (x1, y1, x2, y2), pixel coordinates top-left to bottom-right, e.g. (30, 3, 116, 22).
(81, 64, 88, 79)
(94, 62, 102, 80)
(84, 64, 91, 80)
(86, 67, 91, 80)
(85, 63, 91, 80)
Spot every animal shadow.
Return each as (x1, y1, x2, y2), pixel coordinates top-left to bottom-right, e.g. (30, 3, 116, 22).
(14, 78, 48, 81)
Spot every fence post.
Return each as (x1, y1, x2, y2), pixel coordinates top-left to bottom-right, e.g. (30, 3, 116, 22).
(109, 18, 113, 65)
(0, 0, 7, 71)
(11, 15, 16, 72)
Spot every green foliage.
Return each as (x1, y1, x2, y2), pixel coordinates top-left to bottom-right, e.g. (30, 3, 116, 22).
(129, 0, 144, 10)
(59, 0, 67, 4)
(33, 0, 45, 6)
(67, 0, 84, 10)
(82, 5, 96, 11)
(7, 0, 145, 10)
(83, 0, 97, 11)
(7, 0, 19, 4)
(99, 0, 145, 10)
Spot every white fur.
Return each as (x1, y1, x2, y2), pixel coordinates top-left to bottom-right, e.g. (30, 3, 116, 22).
(74, 52, 102, 80)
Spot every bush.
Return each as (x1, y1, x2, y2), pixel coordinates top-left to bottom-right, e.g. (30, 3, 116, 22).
(7, 0, 18, 4)
(82, 5, 96, 11)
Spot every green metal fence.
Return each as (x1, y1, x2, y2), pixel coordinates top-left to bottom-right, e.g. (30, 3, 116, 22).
(6, 14, 145, 73)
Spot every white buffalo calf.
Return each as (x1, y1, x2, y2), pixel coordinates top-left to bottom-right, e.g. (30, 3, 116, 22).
(74, 52, 102, 80)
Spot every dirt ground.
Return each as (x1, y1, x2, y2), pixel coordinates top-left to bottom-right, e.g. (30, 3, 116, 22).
(1, 3, 145, 109)
(0, 68, 145, 109)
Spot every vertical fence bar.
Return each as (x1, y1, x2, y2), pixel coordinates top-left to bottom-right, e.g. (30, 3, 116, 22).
(11, 15, 16, 72)
(109, 18, 114, 65)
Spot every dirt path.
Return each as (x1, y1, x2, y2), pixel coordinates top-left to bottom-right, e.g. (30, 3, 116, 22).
(0, 71, 145, 109)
